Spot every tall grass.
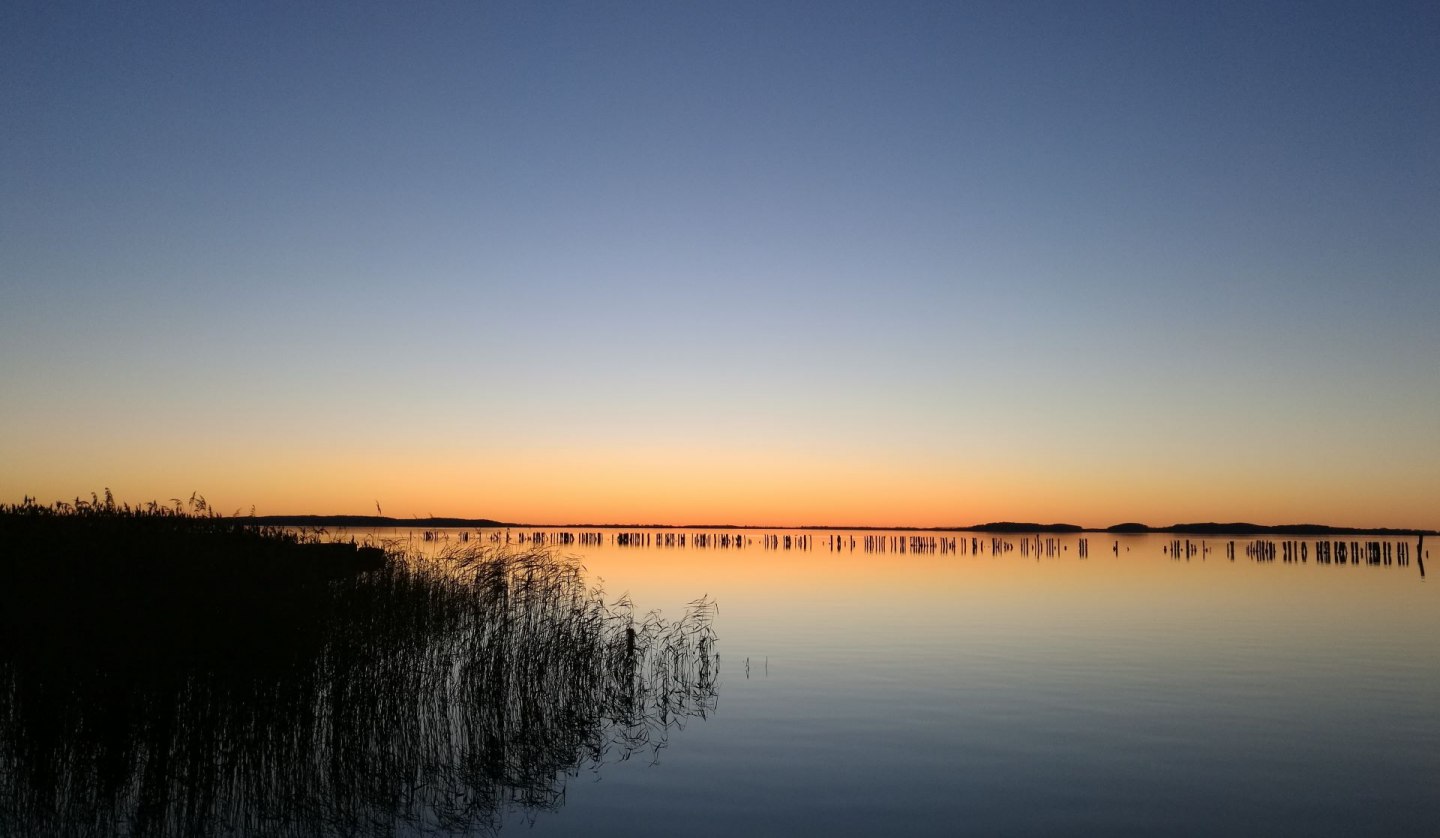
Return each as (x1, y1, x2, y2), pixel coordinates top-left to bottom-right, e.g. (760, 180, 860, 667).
(0, 500, 719, 836)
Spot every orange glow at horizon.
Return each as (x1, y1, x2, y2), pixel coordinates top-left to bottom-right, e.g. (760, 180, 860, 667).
(7, 439, 1434, 531)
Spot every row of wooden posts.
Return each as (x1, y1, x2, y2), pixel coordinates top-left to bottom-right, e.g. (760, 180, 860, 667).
(1239, 539, 1415, 566)
(407, 528, 1426, 575)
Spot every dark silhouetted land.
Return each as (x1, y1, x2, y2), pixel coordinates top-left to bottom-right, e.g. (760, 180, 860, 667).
(0, 493, 719, 835)
(230, 514, 1435, 537)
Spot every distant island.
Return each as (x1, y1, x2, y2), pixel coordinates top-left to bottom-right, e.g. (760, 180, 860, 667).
(228, 515, 1434, 537)
(1098, 522, 1431, 536)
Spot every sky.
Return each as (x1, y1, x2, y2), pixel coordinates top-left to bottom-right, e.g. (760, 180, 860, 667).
(2, 1, 1437, 528)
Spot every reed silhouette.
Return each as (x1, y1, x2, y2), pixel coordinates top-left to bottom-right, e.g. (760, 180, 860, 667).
(0, 498, 719, 836)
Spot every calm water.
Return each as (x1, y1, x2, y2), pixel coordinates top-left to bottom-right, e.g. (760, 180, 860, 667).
(375, 528, 1437, 837)
(5, 527, 1436, 836)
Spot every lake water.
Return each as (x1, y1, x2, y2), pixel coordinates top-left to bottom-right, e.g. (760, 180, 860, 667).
(2, 527, 1434, 836)
(378, 528, 1438, 837)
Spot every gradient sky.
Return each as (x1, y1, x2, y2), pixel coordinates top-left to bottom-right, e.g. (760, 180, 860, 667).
(3, 1, 1437, 528)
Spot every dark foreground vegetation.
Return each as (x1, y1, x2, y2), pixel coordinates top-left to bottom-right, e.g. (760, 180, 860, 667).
(0, 496, 719, 837)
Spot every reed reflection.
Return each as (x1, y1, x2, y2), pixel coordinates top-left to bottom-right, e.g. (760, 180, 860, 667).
(0, 540, 718, 837)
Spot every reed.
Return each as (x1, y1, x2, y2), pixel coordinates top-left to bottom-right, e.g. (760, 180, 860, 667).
(0, 500, 719, 836)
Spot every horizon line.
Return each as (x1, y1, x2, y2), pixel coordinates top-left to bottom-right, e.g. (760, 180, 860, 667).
(228, 514, 1437, 536)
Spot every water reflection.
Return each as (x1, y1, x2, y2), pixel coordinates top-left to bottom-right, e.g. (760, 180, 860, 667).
(344, 527, 1434, 838)
(0, 546, 719, 837)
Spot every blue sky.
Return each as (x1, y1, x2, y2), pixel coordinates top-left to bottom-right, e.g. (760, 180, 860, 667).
(3, 1, 1437, 526)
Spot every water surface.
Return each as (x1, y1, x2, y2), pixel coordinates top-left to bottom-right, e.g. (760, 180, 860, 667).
(5, 527, 1434, 836)
(446, 528, 1436, 837)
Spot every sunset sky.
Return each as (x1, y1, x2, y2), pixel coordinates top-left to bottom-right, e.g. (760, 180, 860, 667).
(3, 2, 1437, 529)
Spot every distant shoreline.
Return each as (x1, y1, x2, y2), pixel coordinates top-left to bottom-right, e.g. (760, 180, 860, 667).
(231, 515, 1435, 537)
